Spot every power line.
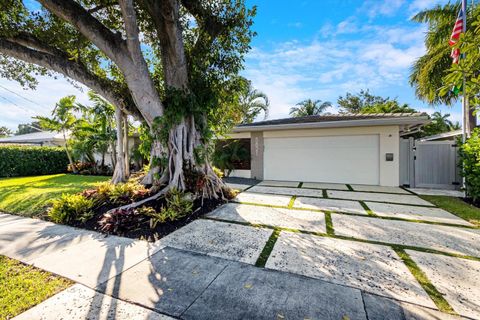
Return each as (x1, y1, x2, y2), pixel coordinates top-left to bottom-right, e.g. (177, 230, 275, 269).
(0, 83, 46, 110)
(0, 95, 36, 115)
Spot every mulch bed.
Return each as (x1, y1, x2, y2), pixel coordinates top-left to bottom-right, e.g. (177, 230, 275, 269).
(69, 196, 227, 242)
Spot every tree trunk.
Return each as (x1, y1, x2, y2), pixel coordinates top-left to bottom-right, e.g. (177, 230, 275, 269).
(62, 129, 77, 174)
(112, 107, 126, 184)
(123, 114, 130, 177)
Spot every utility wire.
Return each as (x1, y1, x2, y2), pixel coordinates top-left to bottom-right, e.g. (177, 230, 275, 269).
(0, 83, 46, 110)
(0, 95, 35, 115)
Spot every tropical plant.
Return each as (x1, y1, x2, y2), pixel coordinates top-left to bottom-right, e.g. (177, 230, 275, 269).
(0, 126, 11, 137)
(361, 101, 417, 114)
(421, 111, 459, 137)
(72, 91, 116, 171)
(48, 193, 94, 224)
(212, 140, 250, 176)
(337, 90, 416, 114)
(34, 96, 79, 173)
(459, 128, 480, 203)
(238, 79, 269, 123)
(410, 3, 462, 105)
(289, 99, 332, 117)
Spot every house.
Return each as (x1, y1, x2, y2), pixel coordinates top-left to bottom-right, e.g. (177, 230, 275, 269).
(418, 129, 462, 142)
(0, 131, 69, 147)
(226, 113, 429, 187)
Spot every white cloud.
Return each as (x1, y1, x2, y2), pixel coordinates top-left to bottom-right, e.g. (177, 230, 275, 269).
(243, 23, 427, 119)
(361, 0, 406, 18)
(0, 76, 89, 131)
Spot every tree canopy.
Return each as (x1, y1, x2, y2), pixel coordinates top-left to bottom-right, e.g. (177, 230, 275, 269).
(337, 90, 417, 114)
(289, 99, 332, 117)
(0, 0, 256, 198)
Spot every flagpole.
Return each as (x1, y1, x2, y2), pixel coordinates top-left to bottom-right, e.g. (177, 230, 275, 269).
(462, 0, 467, 144)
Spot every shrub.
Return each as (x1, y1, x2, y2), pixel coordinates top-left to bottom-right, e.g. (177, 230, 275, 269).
(98, 208, 143, 234)
(48, 194, 94, 224)
(460, 128, 480, 203)
(139, 189, 194, 229)
(108, 181, 149, 204)
(0, 145, 69, 177)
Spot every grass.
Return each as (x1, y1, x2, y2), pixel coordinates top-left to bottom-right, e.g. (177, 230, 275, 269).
(0, 255, 72, 320)
(0, 174, 110, 217)
(255, 229, 281, 267)
(392, 247, 456, 314)
(420, 195, 480, 226)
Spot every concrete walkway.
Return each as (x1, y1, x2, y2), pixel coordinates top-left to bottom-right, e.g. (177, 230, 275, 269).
(2, 180, 478, 319)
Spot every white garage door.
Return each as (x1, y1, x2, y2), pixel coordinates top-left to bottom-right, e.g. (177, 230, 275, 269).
(264, 134, 380, 185)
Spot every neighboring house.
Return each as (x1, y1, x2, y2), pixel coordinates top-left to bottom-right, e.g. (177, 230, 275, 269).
(226, 113, 429, 187)
(418, 129, 462, 142)
(0, 131, 140, 168)
(0, 131, 69, 147)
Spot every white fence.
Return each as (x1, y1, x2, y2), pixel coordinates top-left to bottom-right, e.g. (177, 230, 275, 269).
(400, 138, 461, 190)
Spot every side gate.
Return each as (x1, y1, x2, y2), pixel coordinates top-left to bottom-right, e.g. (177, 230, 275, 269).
(400, 138, 461, 190)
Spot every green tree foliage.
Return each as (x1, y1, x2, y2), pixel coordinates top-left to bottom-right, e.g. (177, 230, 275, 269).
(440, 6, 480, 111)
(72, 91, 116, 169)
(213, 139, 250, 176)
(237, 78, 269, 123)
(0, 0, 256, 197)
(459, 128, 480, 203)
(337, 89, 416, 114)
(0, 126, 11, 137)
(421, 111, 460, 137)
(289, 99, 332, 117)
(34, 96, 79, 172)
(410, 3, 463, 105)
(15, 121, 42, 135)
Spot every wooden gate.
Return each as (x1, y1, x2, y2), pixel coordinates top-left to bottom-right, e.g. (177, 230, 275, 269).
(400, 138, 461, 190)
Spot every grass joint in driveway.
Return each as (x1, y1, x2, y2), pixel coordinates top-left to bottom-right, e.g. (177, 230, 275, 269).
(255, 229, 281, 267)
(325, 212, 334, 235)
(392, 247, 457, 315)
(359, 201, 376, 216)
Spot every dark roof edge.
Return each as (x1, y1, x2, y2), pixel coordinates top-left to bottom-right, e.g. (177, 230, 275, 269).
(233, 115, 430, 132)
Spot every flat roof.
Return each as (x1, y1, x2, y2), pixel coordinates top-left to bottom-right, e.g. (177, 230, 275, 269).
(233, 113, 430, 132)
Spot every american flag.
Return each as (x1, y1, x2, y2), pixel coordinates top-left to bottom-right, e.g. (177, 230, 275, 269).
(449, 8, 464, 64)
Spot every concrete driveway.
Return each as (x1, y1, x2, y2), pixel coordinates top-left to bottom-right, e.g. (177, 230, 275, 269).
(204, 180, 480, 319)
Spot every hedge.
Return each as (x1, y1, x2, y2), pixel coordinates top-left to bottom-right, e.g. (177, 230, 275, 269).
(0, 145, 69, 177)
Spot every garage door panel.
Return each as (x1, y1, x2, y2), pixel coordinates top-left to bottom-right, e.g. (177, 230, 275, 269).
(264, 135, 379, 185)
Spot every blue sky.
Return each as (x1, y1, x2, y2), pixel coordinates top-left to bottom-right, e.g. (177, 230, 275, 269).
(0, 0, 463, 131)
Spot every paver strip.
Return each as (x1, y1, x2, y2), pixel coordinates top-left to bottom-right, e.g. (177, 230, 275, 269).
(301, 182, 349, 190)
(234, 192, 292, 207)
(97, 247, 231, 317)
(161, 219, 272, 264)
(247, 185, 323, 197)
(265, 231, 436, 308)
(332, 214, 480, 257)
(407, 251, 480, 319)
(206, 203, 326, 233)
(350, 185, 411, 194)
(294, 197, 368, 214)
(183, 259, 367, 320)
(14, 284, 173, 320)
(327, 190, 435, 206)
(365, 202, 473, 226)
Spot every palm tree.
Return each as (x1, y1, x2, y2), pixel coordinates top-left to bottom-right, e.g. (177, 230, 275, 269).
(239, 83, 269, 124)
(289, 99, 332, 117)
(422, 111, 458, 136)
(35, 96, 79, 173)
(409, 3, 461, 105)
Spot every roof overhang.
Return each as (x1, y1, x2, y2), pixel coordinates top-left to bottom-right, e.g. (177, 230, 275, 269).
(232, 115, 430, 133)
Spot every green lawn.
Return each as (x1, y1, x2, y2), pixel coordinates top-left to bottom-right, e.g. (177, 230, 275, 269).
(0, 174, 110, 217)
(0, 255, 72, 320)
(420, 195, 480, 226)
